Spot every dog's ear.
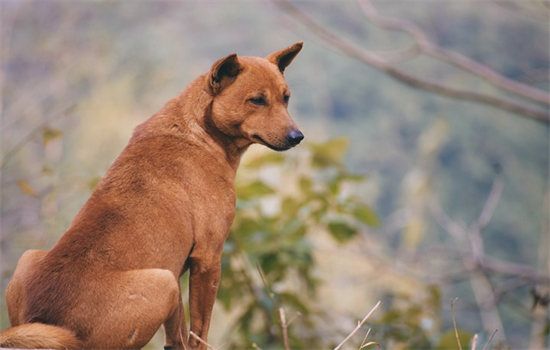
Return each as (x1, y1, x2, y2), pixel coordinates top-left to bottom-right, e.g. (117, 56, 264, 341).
(266, 42, 303, 73)
(208, 53, 242, 95)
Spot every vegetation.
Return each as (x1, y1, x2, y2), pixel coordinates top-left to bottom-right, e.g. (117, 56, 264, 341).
(222, 139, 379, 348)
(1, 1, 548, 349)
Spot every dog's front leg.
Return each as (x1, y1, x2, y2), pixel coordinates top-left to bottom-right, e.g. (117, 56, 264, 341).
(188, 256, 221, 350)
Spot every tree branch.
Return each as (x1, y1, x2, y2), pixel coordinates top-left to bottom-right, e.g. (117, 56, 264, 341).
(272, 0, 549, 123)
(333, 300, 381, 350)
(278, 307, 291, 350)
(480, 256, 550, 283)
(430, 178, 510, 342)
(357, 0, 550, 106)
(429, 200, 549, 284)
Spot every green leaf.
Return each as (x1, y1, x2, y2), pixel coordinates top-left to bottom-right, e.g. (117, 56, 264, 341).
(237, 180, 274, 200)
(298, 177, 313, 194)
(353, 204, 380, 227)
(342, 172, 365, 182)
(245, 153, 285, 169)
(309, 138, 349, 168)
(327, 221, 357, 243)
(427, 284, 442, 313)
(279, 292, 309, 314)
(282, 197, 299, 216)
(42, 127, 63, 145)
(328, 176, 341, 195)
(232, 217, 260, 238)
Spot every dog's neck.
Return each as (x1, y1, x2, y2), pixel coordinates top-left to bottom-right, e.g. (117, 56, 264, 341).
(133, 76, 249, 174)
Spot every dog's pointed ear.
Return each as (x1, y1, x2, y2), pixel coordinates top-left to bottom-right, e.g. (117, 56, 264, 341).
(208, 53, 242, 95)
(266, 42, 303, 73)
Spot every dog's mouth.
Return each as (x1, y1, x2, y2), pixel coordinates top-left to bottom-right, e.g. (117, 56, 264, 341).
(252, 135, 292, 152)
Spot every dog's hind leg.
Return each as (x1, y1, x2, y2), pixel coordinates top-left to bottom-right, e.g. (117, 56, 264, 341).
(6, 249, 48, 326)
(76, 268, 181, 349)
(163, 297, 188, 349)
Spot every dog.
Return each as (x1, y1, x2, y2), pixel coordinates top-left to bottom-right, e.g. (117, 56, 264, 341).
(0, 42, 304, 349)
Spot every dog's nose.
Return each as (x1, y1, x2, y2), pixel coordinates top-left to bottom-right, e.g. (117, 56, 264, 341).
(286, 129, 304, 146)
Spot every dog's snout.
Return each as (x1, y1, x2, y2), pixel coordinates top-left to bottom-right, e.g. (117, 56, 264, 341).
(286, 129, 304, 146)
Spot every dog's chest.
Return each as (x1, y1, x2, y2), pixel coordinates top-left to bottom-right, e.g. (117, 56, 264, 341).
(191, 184, 236, 235)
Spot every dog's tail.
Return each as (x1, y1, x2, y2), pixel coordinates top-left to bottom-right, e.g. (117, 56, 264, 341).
(0, 323, 81, 349)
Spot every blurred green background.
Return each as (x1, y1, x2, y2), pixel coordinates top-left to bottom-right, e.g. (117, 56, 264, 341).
(1, 1, 548, 349)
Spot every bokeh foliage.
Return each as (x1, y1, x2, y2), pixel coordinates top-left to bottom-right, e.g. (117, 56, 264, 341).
(221, 139, 379, 348)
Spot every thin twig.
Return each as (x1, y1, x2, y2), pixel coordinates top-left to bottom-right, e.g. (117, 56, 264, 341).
(481, 329, 498, 350)
(189, 331, 216, 350)
(279, 307, 291, 350)
(475, 179, 504, 232)
(256, 263, 275, 300)
(359, 328, 381, 349)
(360, 342, 381, 350)
(469, 178, 503, 265)
(287, 311, 302, 326)
(333, 301, 381, 350)
(359, 328, 372, 349)
(451, 298, 463, 350)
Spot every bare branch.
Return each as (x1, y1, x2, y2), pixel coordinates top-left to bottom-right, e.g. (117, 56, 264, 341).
(468, 179, 504, 263)
(333, 300, 381, 350)
(430, 196, 550, 285)
(481, 256, 550, 283)
(278, 307, 291, 350)
(368, 45, 422, 64)
(429, 202, 469, 244)
(469, 270, 506, 343)
(431, 178, 509, 342)
(475, 179, 504, 232)
(273, 0, 549, 123)
(481, 329, 498, 350)
(494, 1, 550, 23)
(286, 311, 301, 326)
(357, 0, 432, 49)
(358, 0, 550, 106)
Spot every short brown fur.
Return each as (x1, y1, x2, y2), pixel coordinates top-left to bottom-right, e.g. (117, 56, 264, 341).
(1, 42, 304, 349)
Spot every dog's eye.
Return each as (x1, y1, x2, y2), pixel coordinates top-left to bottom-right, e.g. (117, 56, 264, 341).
(249, 96, 267, 106)
(283, 94, 290, 104)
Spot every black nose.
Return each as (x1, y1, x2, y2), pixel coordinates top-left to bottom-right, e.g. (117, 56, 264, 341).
(286, 129, 304, 146)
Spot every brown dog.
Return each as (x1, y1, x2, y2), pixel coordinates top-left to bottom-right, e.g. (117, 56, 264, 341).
(0, 42, 304, 349)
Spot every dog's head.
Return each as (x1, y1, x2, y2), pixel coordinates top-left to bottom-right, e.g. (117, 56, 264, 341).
(205, 42, 304, 151)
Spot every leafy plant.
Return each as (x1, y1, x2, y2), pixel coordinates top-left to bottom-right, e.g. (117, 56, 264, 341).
(218, 138, 379, 349)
